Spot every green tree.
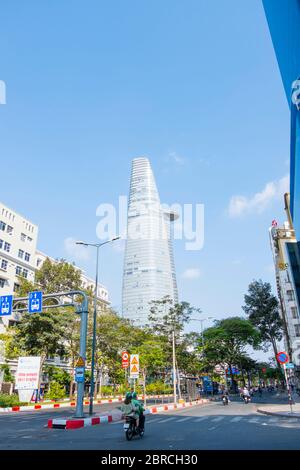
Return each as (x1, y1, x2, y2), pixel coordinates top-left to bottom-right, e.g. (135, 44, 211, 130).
(201, 317, 261, 392)
(243, 280, 284, 367)
(10, 259, 83, 381)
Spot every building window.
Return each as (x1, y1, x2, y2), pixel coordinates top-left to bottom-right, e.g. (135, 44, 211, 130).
(22, 269, 28, 279)
(0, 278, 5, 288)
(1, 260, 8, 271)
(20, 233, 26, 242)
(27, 236, 33, 242)
(18, 249, 24, 259)
(6, 225, 13, 235)
(4, 242, 11, 253)
(0, 239, 3, 250)
(13, 283, 20, 292)
(36, 259, 42, 268)
(295, 325, 300, 337)
(291, 307, 298, 319)
(287, 290, 294, 301)
(24, 252, 30, 262)
(16, 266, 22, 276)
(0, 221, 6, 231)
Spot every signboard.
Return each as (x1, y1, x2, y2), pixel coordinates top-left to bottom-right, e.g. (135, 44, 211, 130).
(0, 295, 13, 316)
(285, 363, 295, 369)
(122, 351, 129, 369)
(28, 291, 43, 314)
(130, 354, 139, 379)
(75, 367, 85, 383)
(226, 367, 239, 375)
(276, 351, 289, 364)
(202, 376, 213, 392)
(15, 356, 42, 402)
(76, 356, 85, 367)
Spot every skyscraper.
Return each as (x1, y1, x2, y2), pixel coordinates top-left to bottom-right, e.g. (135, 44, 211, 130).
(122, 157, 178, 325)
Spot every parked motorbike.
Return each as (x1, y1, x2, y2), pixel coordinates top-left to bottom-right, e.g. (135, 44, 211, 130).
(123, 415, 144, 441)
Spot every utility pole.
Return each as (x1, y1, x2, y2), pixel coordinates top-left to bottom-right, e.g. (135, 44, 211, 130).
(172, 329, 177, 404)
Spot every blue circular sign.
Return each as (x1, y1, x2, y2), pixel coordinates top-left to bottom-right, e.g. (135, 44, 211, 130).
(276, 352, 289, 364)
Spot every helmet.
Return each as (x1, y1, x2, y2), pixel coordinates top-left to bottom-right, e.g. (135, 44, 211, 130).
(132, 392, 137, 399)
(125, 392, 132, 400)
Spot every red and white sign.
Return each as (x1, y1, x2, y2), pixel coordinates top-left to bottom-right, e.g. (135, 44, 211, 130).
(15, 356, 41, 390)
(122, 351, 129, 369)
(276, 351, 289, 364)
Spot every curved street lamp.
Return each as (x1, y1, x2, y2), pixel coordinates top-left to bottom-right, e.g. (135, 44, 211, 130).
(76, 236, 120, 415)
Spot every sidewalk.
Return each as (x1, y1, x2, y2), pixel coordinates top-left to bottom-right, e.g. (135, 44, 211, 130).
(257, 402, 300, 419)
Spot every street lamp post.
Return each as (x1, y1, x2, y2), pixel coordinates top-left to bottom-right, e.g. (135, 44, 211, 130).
(76, 236, 120, 416)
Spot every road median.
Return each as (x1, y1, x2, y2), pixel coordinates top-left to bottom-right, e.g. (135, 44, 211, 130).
(47, 398, 211, 430)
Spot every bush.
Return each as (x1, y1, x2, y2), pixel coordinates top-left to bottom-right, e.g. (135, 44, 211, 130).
(99, 385, 114, 396)
(146, 381, 171, 395)
(45, 382, 66, 401)
(0, 392, 26, 408)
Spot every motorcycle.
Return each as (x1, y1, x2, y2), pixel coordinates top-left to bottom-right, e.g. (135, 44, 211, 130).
(222, 395, 229, 406)
(123, 415, 144, 441)
(243, 395, 251, 404)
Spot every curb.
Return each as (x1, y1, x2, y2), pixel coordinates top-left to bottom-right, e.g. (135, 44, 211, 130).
(47, 399, 210, 430)
(257, 408, 300, 419)
(0, 394, 173, 414)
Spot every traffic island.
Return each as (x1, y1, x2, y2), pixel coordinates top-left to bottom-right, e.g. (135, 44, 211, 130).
(47, 399, 211, 430)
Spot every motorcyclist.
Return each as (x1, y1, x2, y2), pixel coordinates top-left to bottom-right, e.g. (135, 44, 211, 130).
(131, 391, 145, 430)
(242, 386, 250, 402)
(120, 392, 140, 429)
(221, 389, 229, 404)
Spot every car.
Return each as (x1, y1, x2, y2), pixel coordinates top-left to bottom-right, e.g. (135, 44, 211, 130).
(1, 302, 10, 314)
(31, 299, 40, 311)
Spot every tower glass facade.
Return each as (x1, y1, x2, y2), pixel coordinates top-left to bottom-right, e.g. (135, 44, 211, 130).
(122, 157, 178, 325)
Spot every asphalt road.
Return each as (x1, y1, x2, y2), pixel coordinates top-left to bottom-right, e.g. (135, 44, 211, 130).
(1, 393, 300, 450)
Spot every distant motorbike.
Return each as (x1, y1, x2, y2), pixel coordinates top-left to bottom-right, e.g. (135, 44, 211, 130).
(123, 415, 144, 441)
(222, 395, 229, 406)
(243, 395, 251, 404)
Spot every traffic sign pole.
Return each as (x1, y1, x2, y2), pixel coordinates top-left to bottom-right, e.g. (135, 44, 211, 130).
(283, 364, 294, 414)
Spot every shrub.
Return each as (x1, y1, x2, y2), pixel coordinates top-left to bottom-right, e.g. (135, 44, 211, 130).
(146, 381, 171, 395)
(0, 392, 26, 408)
(45, 382, 66, 401)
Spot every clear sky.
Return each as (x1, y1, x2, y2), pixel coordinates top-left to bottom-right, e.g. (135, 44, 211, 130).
(0, 1, 290, 358)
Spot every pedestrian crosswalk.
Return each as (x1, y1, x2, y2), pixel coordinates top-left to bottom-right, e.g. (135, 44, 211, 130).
(142, 414, 300, 429)
(112, 413, 300, 429)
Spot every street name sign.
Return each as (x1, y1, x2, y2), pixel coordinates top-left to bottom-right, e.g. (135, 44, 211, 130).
(0, 295, 13, 316)
(285, 363, 295, 369)
(28, 291, 43, 314)
(130, 354, 139, 379)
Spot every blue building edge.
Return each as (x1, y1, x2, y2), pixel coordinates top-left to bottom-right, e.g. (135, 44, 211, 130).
(263, 0, 300, 232)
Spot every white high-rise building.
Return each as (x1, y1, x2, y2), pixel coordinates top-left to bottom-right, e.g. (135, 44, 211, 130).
(269, 220, 300, 370)
(122, 157, 178, 325)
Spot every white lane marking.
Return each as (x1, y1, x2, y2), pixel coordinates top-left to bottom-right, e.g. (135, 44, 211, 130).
(176, 417, 193, 422)
(268, 418, 279, 423)
(230, 416, 243, 422)
(157, 417, 178, 423)
(248, 417, 261, 423)
(194, 416, 209, 422)
(211, 416, 225, 422)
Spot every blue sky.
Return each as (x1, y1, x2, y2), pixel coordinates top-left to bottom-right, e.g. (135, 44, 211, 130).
(0, 1, 290, 357)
